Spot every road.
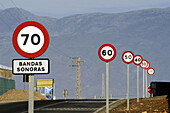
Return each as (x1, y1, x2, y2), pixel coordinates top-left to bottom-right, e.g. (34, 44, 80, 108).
(0, 99, 118, 113)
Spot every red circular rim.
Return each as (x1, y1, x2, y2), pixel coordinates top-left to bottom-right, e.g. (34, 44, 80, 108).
(140, 59, 148, 69)
(122, 51, 134, 64)
(98, 44, 117, 62)
(133, 55, 143, 65)
(148, 86, 153, 94)
(147, 67, 155, 75)
(145, 60, 150, 69)
(12, 21, 50, 58)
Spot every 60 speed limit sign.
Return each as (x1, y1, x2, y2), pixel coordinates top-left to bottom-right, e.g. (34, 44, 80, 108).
(12, 21, 50, 58)
(98, 44, 116, 62)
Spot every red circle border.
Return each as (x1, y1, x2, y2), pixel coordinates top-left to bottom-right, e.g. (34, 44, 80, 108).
(122, 51, 134, 64)
(147, 67, 155, 75)
(133, 55, 143, 65)
(12, 21, 50, 58)
(98, 44, 117, 62)
(140, 59, 148, 69)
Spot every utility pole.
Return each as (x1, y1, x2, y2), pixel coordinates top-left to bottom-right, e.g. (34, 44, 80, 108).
(71, 57, 85, 99)
(102, 73, 105, 98)
(98, 73, 105, 98)
(101, 73, 105, 98)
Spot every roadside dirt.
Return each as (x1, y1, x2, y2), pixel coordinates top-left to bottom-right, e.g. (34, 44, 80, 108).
(0, 89, 48, 103)
(111, 96, 169, 113)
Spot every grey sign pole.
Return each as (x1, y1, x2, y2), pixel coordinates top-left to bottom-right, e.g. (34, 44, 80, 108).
(143, 69, 145, 98)
(127, 64, 129, 110)
(106, 62, 109, 113)
(145, 70, 147, 97)
(29, 75, 34, 113)
(137, 65, 139, 102)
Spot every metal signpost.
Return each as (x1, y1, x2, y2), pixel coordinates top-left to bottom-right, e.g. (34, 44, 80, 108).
(147, 86, 153, 95)
(122, 51, 134, 110)
(148, 67, 155, 83)
(133, 55, 143, 102)
(98, 44, 116, 113)
(147, 68, 155, 97)
(145, 61, 150, 97)
(140, 60, 148, 98)
(12, 21, 50, 113)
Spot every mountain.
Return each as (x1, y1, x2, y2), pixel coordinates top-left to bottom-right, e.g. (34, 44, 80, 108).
(0, 7, 170, 99)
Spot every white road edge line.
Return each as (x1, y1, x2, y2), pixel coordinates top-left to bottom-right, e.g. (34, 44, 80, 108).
(93, 99, 123, 113)
(21, 101, 67, 113)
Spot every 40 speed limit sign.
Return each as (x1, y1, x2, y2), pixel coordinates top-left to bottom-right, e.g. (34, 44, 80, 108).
(12, 21, 50, 58)
(98, 44, 116, 62)
(133, 55, 143, 65)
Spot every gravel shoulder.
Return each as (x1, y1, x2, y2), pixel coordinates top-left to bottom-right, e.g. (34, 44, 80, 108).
(110, 96, 169, 113)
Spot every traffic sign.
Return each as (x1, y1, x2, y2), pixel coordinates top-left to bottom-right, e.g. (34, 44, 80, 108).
(12, 59, 50, 74)
(12, 21, 50, 58)
(140, 59, 148, 69)
(133, 55, 143, 65)
(133, 55, 143, 103)
(148, 86, 153, 94)
(98, 43, 116, 113)
(148, 68, 155, 75)
(62, 89, 69, 98)
(122, 51, 134, 64)
(98, 44, 116, 62)
(145, 61, 150, 69)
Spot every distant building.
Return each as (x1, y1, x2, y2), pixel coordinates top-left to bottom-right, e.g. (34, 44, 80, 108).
(0, 65, 15, 95)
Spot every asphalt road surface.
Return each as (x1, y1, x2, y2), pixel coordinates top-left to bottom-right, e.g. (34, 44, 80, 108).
(0, 99, 118, 113)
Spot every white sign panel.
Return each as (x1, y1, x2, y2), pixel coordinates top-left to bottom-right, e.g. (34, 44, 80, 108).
(12, 59, 49, 74)
(148, 68, 155, 75)
(133, 55, 143, 65)
(140, 60, 148, 69)
(122, 51, 134, 64)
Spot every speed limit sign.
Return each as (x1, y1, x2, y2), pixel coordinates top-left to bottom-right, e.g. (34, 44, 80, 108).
(148, 68, 155, 75)
(98, 44, 116, 62)
(122, 51, 134, 64)
(133, 55, 143, 65)
(140, 59, 148, 69)
(12, 21, 50, 58)
(145, 61, 150, 69)
(98, 43, 116, 113)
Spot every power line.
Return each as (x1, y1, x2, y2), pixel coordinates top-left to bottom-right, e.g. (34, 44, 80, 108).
(0, 1, 20, 23)
(10, 0, 27, 19)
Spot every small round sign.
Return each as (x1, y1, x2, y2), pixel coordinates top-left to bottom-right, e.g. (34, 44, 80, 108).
(12, 21, 50, 58)
(122, 51, 134, 64)
(133, 55, 143, 65)
(140, 59, 148, 69)
(148, 68, 155, 75)
(148, 86, 153, 94)
(98, 44, 116, 62)
(145, 61, 150, 69)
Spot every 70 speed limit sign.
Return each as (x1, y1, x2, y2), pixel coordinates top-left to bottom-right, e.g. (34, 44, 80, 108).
(98, 44, 116, 62)
(12, 21, 50, 58)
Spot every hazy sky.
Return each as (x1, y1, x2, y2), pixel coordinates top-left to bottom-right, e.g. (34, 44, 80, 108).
(1, 0, 170, 18)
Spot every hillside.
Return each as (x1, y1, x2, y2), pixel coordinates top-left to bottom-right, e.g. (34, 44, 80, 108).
(0, 7, 170, 98)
